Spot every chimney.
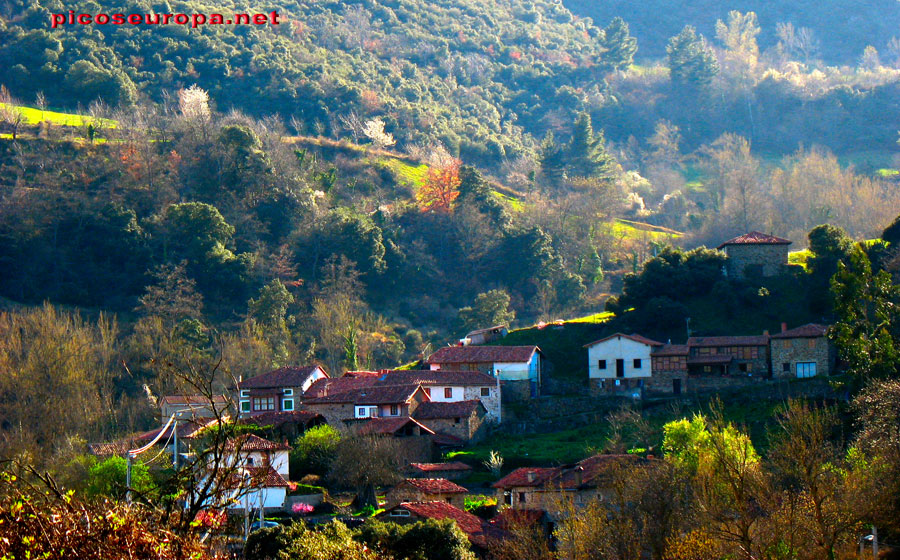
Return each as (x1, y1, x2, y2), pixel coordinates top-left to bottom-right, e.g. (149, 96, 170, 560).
(781, 322, 787, 333)
(574, 466, 584, 487)
(526, 471, 536, 483)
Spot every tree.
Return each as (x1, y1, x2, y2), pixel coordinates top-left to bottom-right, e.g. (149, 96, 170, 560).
(247, 279, 294, 362)
(666, 26, 719, 89)
(328, 434, 403, 508)
(362, 117, 395, 149)
(567, 113, 618, 181)
(86, 456, 152, 500)
(715, 11, 760, 75)
(417, 158, 461, 213)
(456, 289, 515, 334)
(829, 245, 900, 379)
(600, 17, 637, 72)
(0, 86, 25, 141)
(356, 518, 476, 560)
(291, 425, 342, 477)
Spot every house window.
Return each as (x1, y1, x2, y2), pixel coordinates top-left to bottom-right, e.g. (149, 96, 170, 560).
(454, 417, 461, 424)
(518, 492, 526, 504)
(246, 457, 254, 466)
(782, 362, 790, 373)
(504, 492, 512, 506)
(739, 363, 747, 372)
(369, 407, 378, 418)
(240, 390, 250, 398)
(598, 360, 607, 370)
(633, 359, 642, 369)
(703, 366, 712, 373)
(797, 362, 817, 378)
(358, 407, 367, 417)
(481, 387, 490, 397)
(282, 398, 294, 411)
(390, 509, 410, 517)
(390, 404, 399, 416)
(283, 388, 293, 396)
(240, 401, 250, 413)
(614, 379, 621, 387)
(444, 388, 453, 399)
(252, 397, 275, 411)
(599, 380, 605, 389)
(808, 338, 816, 349)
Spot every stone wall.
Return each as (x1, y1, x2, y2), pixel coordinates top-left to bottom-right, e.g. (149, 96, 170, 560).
(304, 403, 355, 428)
(463, 385, 501, 423)
(725, 244, 789, 278)
(771, 337, 835, 378)
(500, 380, 532, 402)
(419, 408, 488, 443)
(588, 378, 643, 397)
(644, 369, 688, 395)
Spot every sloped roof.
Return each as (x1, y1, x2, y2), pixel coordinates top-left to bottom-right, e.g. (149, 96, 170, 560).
(493, 467, 558, 488)
(414, 400, 484, 420)
(383, 502, 488, 546)
(771, 323, 829, 339)
(304, 376, 378, 399)
(306, 384, 424, 405)
(718, 231, 792, 249)
(431, 432, 466, 447)
(225, 434, 289, 452)
(427, 345, 539, 364)
(356, 417, 435, 436)
(239, 366, 326, 389)
(397, 478, 468, 494)
(88, 439, 140, 457)
(376, 370, 497, 386)
(490, 508, 548, 530)
(583, 333, 663, 348)
(237, 410, 324, 428)
(494, 454, 651, 490)
(651, 344, 689, 357)
(409, 462, 473, 473)
(160, 395, 228, 406)
(687, 335, 769, 347)
(136, 417, 218, 442)
(466, 325, 508, 337)
(226, 466, 290, 489)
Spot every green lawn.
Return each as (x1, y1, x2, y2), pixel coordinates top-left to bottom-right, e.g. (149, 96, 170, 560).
(0, 102, 116, 128)
(491, 190, 524, 212)
(607, 218, 683, 242)
(375, 157, 429, 189)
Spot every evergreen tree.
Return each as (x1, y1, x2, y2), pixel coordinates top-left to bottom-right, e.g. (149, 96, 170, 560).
(567, 112, 618, 180)
(666, 26, 719, 89)
(538, 131, 566, 185)
(601, 17, 638, 72)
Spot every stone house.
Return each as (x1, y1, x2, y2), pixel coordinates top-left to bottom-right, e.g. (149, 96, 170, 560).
(375, 370, 501, 423)
(412, 400, 489, 443)
(770, 323, 835, 378)
(462, 325, 509, 346)
(303, 384, 430, 427)
(386, 478, 468, 508)
(426, 345, 544, 401)
(584, 333, 662, 396)
(407, 461, 473, 480)
(354, 417, 435, 438)
(647, 344, 689, 395)
(493, 454, 651, 519)
(236, 365, 329, 418)
(718, 231, 792, 279)
(686, 334, 770, 377)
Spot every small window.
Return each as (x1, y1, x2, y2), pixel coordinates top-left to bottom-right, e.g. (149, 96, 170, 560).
(739, 363, 747, 372)
(703, 366, 712, 373)
(282, 398, 294, 411)
(240, 401, 250, 413)
(782, 362, 790, 373)
(283, 388, 293, 396)
(454, 417, 461, 424)
(370, 407, 379, 418)
(390, 404, 399, 416)
(240, 390, 250, 398)
(598, 360, 607, 370)
(246, 457, 254, 466)
(444, 388, 453, 399)
(358, 407, 367, 417)
(633, 359, 642, 369)
(518, 492, 526, 504)
(390, 509, 410, 517)
(599, 380, 605, 388)
(614, 379, 621, 387)
(252, 397, 275, 411)
(481, 387, 490, 397)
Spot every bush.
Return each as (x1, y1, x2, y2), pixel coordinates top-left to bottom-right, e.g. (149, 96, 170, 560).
(86, 456, 153, 500)
(290, 425, 342, 477)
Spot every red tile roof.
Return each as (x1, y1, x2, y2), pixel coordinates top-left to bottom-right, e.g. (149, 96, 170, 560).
(687, 335, 769, 347)
(304, 376, 378, 399)
(490, 508, 548, 530)
(427, 345, 539, 364)
(342, 370, 385, 378)
(376, 370, 497, 386)
(160, 395, 228, 406)
(382, 502, 489, 546)
(225, 434, 289, 452)
(136, 418, 218, 442)
(237, 410, 324, 428)
(431, 432, 466, 447)
(492, 467, 558, 488)
(718, 231, 792, 248)
(651, 344, 689, 357)
(227, 466, 290, 489)
(397, 478, 468, 494)
(584, 333, 663, 348)
(306, 384, 425, 405)
(414, 400, 484, 420)
(88, 439, 141, 457)
(494, 455, 651, 490)
(356, 417, 435, 436)
(409, 462, 472, 473)
(239, 366, 327, 390)
(771, 323, 829, 339)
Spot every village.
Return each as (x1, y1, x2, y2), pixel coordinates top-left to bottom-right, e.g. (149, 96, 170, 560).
(85, 231, 842, 555)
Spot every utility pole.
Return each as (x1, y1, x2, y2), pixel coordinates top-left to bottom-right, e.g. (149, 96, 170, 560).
(126, 453, 133, 503)
(173, 418, 179, 472)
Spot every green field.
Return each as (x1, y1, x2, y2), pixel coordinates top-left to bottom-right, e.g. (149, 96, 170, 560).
(374, 157, 429, 189)
(608, 218, 683, 241)
(0, 102, 115, 128)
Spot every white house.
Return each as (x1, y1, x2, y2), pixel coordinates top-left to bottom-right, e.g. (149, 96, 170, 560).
(373, 370, 502, 423)
(223, 434, 291, 512)
(584, 334, 663, 396)
(426, 345, 543, 401)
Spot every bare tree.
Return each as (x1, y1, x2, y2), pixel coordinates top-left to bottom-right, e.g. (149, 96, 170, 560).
(327, 434, 403, 509)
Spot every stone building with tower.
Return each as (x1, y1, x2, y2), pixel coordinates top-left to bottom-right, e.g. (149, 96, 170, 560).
(718, 231, 792, 279)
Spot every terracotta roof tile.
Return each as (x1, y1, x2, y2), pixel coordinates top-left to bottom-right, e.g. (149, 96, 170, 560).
(494, 455, 652, 490)
(160, 395, 228, 406)
(239, 366, 327, 390)
(717, 231, 792, 248)
(427, 345, 539, 364)
(584, 333, 664, 348)
(492, 467, 558, 488)
(382, 502, 488, 546)
(136, 418, 218, 442)
(651, 344, 689, 357)
(356, 417, 435, 436)
(376, 370, 497, 386)
(304, 376, 378, 399)
(771, 323, 829, 339)
(409, 462, 472, 473)
(306, 384, 424, 405)
(687, 335, 769, 347)
(398, 478, 468, 494)
(225, 434, 289, 452)
(431, 432, 466, 447)
(227, 466, 290, 489)
(238, 410, 324, 428)
(414, 400, 483, 420)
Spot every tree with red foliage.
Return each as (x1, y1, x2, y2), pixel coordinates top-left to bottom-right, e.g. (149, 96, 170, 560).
(417, 159, 461, 213)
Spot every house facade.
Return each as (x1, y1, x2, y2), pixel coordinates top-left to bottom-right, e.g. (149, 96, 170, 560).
(303, 384, 430, 427)
(770, 323, 835, 378)
(236, 365, 328, 418)
(386, 478, 468, 508)
(462, 325, 509, 346)
(427, 345, 543, 401)
(584, 334, 662, 396)
(223, 434, 291, 512)
(648, 344, 689, 395)
(407, 462, 473, 480)
(376, 370, 501, 423)
(412, 400, 489, 443)
(718, 231, 792, 279)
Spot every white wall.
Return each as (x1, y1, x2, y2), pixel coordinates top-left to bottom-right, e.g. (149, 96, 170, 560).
(227, 487, 286, 511)
(493, 361, 531, 381)
(587, 337, 652, 379)
(301, 367, 328, 392)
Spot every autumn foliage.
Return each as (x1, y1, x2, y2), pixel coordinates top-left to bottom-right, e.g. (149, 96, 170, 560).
(417, 160, 461, 213)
